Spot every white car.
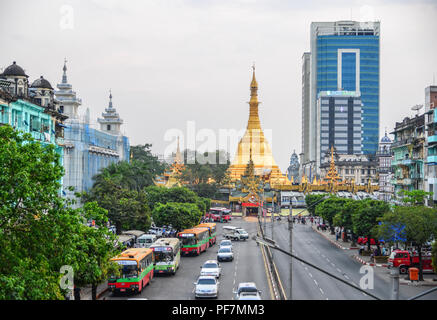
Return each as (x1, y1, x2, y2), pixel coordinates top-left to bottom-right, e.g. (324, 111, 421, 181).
(200, 260, 221, 278)
(219, 240, 233, 249)
(217, 247, 233, 262)
(234, 282, 262, 300)
(194, 276, 219, 299)
(237, 292, 262, 300)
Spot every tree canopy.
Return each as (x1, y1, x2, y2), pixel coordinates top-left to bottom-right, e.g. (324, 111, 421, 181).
(0, 125, 117, 299)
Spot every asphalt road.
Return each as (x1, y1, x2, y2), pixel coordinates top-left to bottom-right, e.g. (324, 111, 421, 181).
(270, 219, 437, 300)
(102, 217, 272, 300)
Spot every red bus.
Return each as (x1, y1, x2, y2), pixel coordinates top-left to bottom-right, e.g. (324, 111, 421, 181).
(108, 248, 154, 294)
(195, 223, 217, 246)
(177, 227, 209, 256)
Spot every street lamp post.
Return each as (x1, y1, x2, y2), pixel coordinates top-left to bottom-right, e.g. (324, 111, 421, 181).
(288, 196, 293, 300)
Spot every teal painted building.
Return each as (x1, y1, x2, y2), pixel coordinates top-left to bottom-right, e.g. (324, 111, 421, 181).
(0, 62, 67, 179)
(390, 114, 425, 195)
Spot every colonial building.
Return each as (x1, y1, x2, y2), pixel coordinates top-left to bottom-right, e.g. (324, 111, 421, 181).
(319, 146, 378, 185)
(0, 61, 67, 171)
(376, 131, 394, 201)
(54, 60, 130, 205)
(424, 85, 437, 204)
(390, 114, 425, 195)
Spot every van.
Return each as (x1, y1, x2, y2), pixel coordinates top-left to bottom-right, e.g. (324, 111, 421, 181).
(136, 234, 157, 248)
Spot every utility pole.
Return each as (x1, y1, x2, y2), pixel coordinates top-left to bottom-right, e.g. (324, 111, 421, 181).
(271, 190, 274, 259)
(288, 197, 293, 300)
(390, 267, 400, 300)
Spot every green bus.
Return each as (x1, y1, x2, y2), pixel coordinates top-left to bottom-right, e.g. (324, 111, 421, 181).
(108, 248, 154, 294)
(178, 227, 209, 256)
(150, 238, 181, 275)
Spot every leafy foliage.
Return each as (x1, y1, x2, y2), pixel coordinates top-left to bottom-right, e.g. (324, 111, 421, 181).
(152, 202, 203, 231)
(305, 194, 326, 215)
(0, 125, 116, 299)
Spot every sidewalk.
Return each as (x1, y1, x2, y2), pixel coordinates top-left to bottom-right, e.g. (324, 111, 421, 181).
(75, 283, 108, 300)
(311, 225, 359, 250)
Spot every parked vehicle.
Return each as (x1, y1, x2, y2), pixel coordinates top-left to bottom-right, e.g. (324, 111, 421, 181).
(150, 238, 181, 275)
(135, 234, 157, 248)
(195, 223, 217, 246)
(357, 237, 383, 245)
(200, 260, 221, 278)
(194, 276, 219, 299)
(148, 227, 164, 237)
(388, 249, 434, 274)
(233, 282, 261, 300)
(177, 227, 209, 256)
(217, 247, 233, 262)
(108, 248, 154, 294)
(223, 226, 249, 241)
(205, 207, 231, 222)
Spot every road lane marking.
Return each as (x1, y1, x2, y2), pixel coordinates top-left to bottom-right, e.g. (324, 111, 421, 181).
(319, 288, 324, 295)
(308, 273, 313, 278)
(313, 279, 318, 286)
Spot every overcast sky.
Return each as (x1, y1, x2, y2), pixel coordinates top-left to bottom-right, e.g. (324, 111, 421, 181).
(1, 0, 436, 172)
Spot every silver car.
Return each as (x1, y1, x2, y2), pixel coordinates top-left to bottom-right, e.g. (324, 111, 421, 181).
(234, 282, 262, 300)
(219, 239, 233, 250)
(217, 246, 234, 262)
(194, 276, 219, 299)
(200, 260, 221, 278)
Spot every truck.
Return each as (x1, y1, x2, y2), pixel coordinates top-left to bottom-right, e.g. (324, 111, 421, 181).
(223, 226, 249, 241)
(387, 249, 434, 274)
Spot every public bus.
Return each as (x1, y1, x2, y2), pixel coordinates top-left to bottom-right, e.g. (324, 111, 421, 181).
(177, 227, 209, 256)
(108, 248, 154, 294)
(150, 238, 181, 275)
(195, 223, 217, 246)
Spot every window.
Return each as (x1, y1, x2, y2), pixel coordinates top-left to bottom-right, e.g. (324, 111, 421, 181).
(107, 125, 111, 131)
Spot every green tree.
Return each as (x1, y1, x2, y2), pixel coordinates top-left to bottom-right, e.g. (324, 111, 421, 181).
(352, 199, 390, 251)
(315, 197, 348, 234)
(333, 199, 360, 244)
(377, 206, 437, 280)
(85, 179, 151, 234)
(152, 202, 203, 231)
(398, 189, 433, 206)
(305, 194, 326, 216)
(73, 202, 120, 300)
(0, 125, 117, 299)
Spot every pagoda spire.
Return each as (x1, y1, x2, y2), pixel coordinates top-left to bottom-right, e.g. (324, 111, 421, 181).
(108, 89, 113, 108)
(247, 63, 261, 130)
(324, 145, 341, 183)
(62, 58, 68, 84)
(174, 136, 183, 164)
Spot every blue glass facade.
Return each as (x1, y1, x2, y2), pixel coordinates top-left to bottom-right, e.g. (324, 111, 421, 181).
(316, 35, 379, 154)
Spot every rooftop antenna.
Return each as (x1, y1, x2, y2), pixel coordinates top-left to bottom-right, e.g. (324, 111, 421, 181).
(411, 104, 423, 116)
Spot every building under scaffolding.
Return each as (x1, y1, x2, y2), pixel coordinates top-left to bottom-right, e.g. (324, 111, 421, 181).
(56, 61, 129, 206)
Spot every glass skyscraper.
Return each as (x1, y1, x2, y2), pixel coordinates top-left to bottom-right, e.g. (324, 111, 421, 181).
(302, 21, 380, 178)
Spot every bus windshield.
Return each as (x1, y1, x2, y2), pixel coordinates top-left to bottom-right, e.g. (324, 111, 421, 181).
(179, 235, 197, 245)
(154, 249, 174, 262)
(114, 260, 138, 279)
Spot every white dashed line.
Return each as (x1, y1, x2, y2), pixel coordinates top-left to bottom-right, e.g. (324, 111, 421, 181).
(319, 288, 324, 295)
(308, 273, 313, 278)
(336, 268, 342, 273)
(313, 279, 318, 286)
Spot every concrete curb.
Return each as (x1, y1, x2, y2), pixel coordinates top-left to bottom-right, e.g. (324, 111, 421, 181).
(353, 254, 389, 268)
(399, 279, 437, 287)
(311, 226, 358, 251)
(96, 287, 109, 300)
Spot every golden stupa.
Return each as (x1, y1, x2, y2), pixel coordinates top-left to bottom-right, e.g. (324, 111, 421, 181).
(228, 65, 289, 185)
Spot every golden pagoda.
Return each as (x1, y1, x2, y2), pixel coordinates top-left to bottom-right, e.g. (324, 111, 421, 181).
(323, 145, 342, 183)
(154, 137, 185, 188)
(228, 65, 289, 185)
